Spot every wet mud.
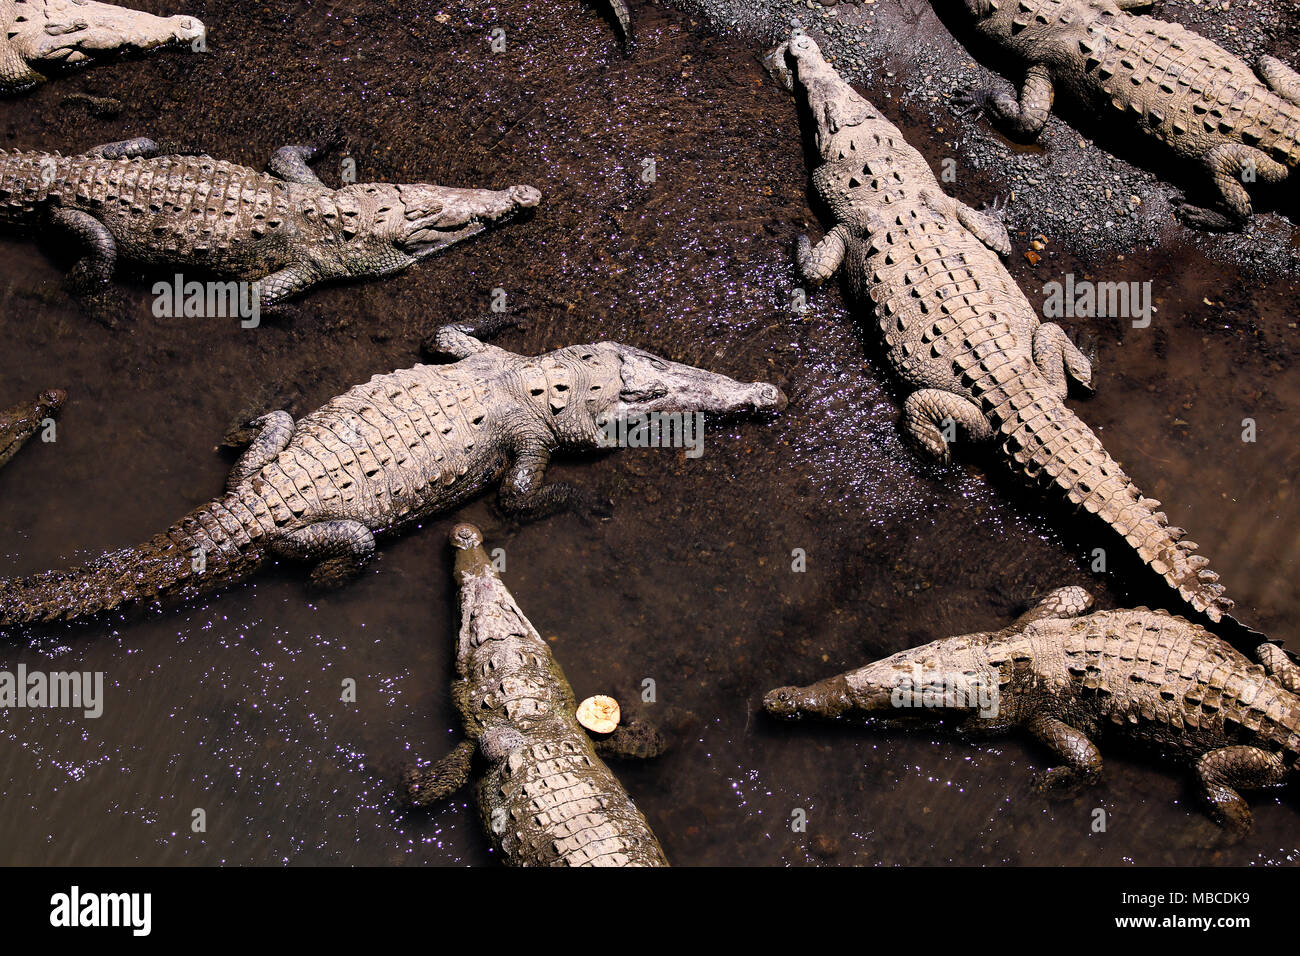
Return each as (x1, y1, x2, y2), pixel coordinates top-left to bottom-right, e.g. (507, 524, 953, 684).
(0, 0, 1295, 865)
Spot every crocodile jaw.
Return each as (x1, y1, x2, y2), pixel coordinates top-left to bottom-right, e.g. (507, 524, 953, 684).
(611, 347, 787, 418)
(397, 183, 541, 260)
(771, 31, 874, 160)
(11, 1, 205, 66)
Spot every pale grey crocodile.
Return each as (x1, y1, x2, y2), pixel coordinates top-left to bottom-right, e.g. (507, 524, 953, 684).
(769, 31, 1240, 628)
(1, 0, 204, 95)
(944, 0, 1300, 229)
(0, 326, 785, 625)
(0, 138, 541, 310)
(405, 523, 669, 866)
(765, 587, 1300, 835)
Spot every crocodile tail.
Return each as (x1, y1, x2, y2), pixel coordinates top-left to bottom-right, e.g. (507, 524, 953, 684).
(0, 493, 269, 627)
(992, 392, 1234, 623)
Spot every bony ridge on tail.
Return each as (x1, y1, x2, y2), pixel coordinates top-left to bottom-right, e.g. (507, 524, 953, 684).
(403, 523, 669, 867)
(765, 587, 1300, 838)
(769, 29, 1249, 635)
(0, 327, 785, 627)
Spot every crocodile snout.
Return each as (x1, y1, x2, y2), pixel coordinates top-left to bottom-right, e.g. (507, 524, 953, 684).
(509, 185, 542, 210)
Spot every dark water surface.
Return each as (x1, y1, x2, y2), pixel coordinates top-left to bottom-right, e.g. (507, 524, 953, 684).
(0, 0, 1296, 865)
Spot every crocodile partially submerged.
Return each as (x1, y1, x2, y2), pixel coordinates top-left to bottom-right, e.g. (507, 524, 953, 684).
(1, 0, 204, 95)
(405, 523, 669, 866)
(0, 388, 65, 470)
(943, 0, 1300, 229)
(0, 327, 785, 626)
(765, 587, 1300, 834)
(0, 138, 542, 310)
(769, 31, 1238, 627)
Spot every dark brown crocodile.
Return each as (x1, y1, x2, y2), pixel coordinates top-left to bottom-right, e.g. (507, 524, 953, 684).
(944, 0, 1300, 229)
(0, 389, 65, 470)
(405, 523, 669, 867)
(0, 326, 785, 627)
(769, 30, 1241, 629)
(0, 138, 541, 310)
(765, 586, 1300, 835)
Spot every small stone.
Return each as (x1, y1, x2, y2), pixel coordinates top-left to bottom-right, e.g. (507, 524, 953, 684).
(577, 695, 621, 734)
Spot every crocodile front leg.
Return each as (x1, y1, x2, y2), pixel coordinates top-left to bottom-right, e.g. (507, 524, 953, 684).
(1255, 643, 1300, 695)
(794, 224, 849, 285)
(426, 323, 512, 361)
(499, 445, 612, 523)
(1176, 143, 1289, 231)
(49, 208, 116, 293)
(1194, 746, 1287, 835)
(226, 411, 294, 490)
(1032, 323, 1093, 398)
(267, 138, 337, 186)
(1014, 586, 1094, 625)
(405, 739, 476, 807)
(256, 263, 321, 312)
(952, 196, 1012, 256)
(271, 520, 377, 587)
(1257, 55, 1300, 107)
(1026, 713, 1102, 791)
(901, 389, 993, 464)
(956, 63, 1054, 139)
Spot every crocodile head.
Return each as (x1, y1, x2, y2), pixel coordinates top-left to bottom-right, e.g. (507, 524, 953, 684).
(349, 183, 542, 263)
(535, 343, 786, 449)
(767, 30, 878, 161)
(765, 636, 1003, 722)
(0, 388, 65, 470)
(6, 0, 205, 71)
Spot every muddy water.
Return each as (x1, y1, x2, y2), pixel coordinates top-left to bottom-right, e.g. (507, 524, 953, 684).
(0, 0, 1295, 865)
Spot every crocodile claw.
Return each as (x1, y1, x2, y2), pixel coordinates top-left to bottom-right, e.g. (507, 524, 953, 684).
(951, 86, 992, 118)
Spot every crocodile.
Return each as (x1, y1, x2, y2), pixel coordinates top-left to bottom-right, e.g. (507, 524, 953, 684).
(1, 0, 204, 95)
(768, 31, 1238, 627)
(943, 0, 1300, 229)
(0, 138, 542, 310)
(405, 523, 669, 866)
(0, 326, 785, 626)
(765, 587, 1300, 834)
(0, 388, 65, 470)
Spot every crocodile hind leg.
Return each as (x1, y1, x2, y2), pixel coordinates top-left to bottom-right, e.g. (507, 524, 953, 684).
(1194, 746, 1286, 835)
(226, 412, 294, 490)
(794, 225, 849, 285)
(271, 520, 377, 587)
(901, 390, 993, 464)
(1175, 143, 1289, 230)
(49, 208, 116, 293)
(1255, 643, 1300, 695)
(1032, 323, 1093, 397)
(1015, 586, 1094, 625)
(405, 739, 476, 807)
(1257, 55, 1300, 106)
(500, 445, 612, 523)
(954, 63, 1054, 139)
(1026, 713, 1102, 791)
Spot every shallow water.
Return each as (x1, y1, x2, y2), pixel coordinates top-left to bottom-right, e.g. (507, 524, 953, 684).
(0, 0, 1296, 865)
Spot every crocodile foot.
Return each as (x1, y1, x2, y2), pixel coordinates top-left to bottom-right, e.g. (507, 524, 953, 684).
(1173, 200, 1243, 233)
(950, 85, 994, 118)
